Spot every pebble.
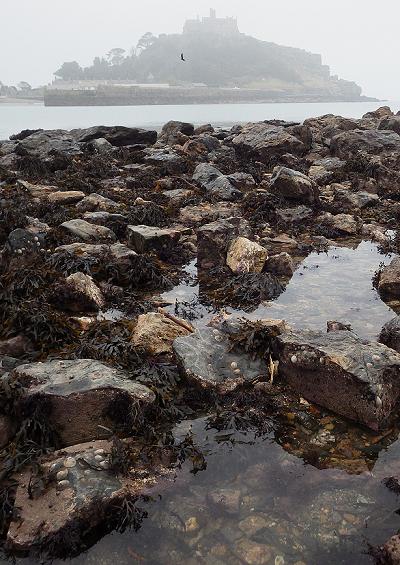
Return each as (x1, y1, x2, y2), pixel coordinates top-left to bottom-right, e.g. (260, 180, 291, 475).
(56, 469, 69, 481)
(99, 460, 110, 469)
(94, 449, 105, 455)
(375, 396, 382, 408)
(57, 480, 71, 490)
(230, 362, 238, 370)
(290, 355, 297, 364)
(94, 454, 104, 462)
(64, 457, 77, 468)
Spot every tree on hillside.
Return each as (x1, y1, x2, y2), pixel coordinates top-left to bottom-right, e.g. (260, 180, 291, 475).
(136, 32, 157, 53)
(106, 48, 126, 66)
(54, 61, 83, 81)
(18, 81, 32, 91)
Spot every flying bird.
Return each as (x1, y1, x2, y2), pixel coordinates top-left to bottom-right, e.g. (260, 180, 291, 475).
(181, 53, 185, 61)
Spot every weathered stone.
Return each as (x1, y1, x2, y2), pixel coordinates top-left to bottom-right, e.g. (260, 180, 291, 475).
(303, 114, 360, 144)
(83, 211, 126, 225)
(275, 205, 313, 225)
(378, 257, 400, 297)
(60, 219, 116, 243)
(197, 217, 251, 271)
(144, 148, 187, 175)
(9, 359, 155, 445)
(15, 130, 82, 160)
(380, 316, 400, 352)
(173, 328, 267, 394)
(319, 212, 362, 236)
(264, 252, 294, 276)
(55, 242, 137, 271)
(226, 237, 268, 274)
(46, 191, 85, 205)
(131, 312, 192, 355)
(378, 115, 400, 135)
(308, 157, 346, 185)
(330, 186, 379, 212)
(162, 188, 194, 206)
(276, 329, 400, 430)
(53, 272, 105, 313)
(331, 129, 400, 159)
(262, 234, 299, 255)
(127, 225, 185, 254)
(159, 120, 194, 145)
(179, 202, 240, 227)
(76, 193, 121, 213)
(269, 166, 318, 204)
(227, 172, 256, 191)
(232, 123, 307, 161)
(192, 163, 242, 201)
(6, 439, 172, 555)
(363, 106, 393, 120)
(74, 125, 157, 146)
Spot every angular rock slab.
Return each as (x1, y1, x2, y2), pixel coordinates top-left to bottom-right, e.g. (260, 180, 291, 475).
(60, 219, 116, 243)
(276, 330, 400, 430)
(132, 312, 192, 355)
(10, 359, 155, 446)
(127, 225, 187, 254)
(7, 439, 171, 555)
(173, 328, 267, 394)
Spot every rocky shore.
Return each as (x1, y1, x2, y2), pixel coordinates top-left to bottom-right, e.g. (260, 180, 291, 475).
(1, 107, 400, 562)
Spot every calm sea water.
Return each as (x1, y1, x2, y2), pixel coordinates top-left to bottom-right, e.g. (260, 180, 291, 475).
(0, 101, 399, 139)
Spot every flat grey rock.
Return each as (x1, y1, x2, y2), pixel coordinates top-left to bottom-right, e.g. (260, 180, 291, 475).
(173, 328, 267, 394)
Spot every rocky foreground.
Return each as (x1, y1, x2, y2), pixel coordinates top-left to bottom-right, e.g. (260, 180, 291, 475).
(2, 107, 400, 561)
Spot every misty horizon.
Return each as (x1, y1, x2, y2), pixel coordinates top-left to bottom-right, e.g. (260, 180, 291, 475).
(0, 0, 399, 99)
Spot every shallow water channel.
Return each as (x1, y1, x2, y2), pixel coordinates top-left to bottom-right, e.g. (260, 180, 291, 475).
(12, 239, 400, 565)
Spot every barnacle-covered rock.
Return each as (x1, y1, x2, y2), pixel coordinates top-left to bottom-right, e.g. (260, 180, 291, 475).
(276, 329, 400, 430)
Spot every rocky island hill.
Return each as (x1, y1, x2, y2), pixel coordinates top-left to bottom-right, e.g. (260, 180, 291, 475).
(2, 107, 400, 561)
(46, 9, 374, 105)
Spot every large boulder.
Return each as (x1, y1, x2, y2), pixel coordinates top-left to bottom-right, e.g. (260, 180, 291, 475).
(192, 163, 243, 201)
(226, 237, 268, 274)
(275, 329, 400, 430)
(173, 328, 268, 394)
(318, 212, 362, 236)
(159, 120, 194, 145)
(303, 114, 360, 145)
(269, 167, 318, 204)
(232, 123, 308, 161)
(143, 148, 187, 175)
(378, 115, 400, 135)
(331, 129, 400, 159)
(15, 130, 82, 160)
(131, 312, 192, 355)
(8, 359, 155, 445)
(197, 217, 251, 271)
(378, 257, 400, 297)
(73, 125, 157, 146)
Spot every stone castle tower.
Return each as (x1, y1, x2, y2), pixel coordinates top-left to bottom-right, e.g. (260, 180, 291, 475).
(183, 8, 240, 36)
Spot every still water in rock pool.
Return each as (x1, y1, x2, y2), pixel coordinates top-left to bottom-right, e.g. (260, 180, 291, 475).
(162, 240, 397, 340)
(11, 239, 400, 565)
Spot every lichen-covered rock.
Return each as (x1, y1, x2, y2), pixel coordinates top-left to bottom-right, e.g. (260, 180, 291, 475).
(131, 312, 192, 355)
(60, 219, 116, 243)
(378, 257, 400, 297)
(226, 237, 268, 274)
(269, 166, 318, 204)
(276, 329, 400, 430)
(173, 328, 267, 394)
(9, 359, 155, 445)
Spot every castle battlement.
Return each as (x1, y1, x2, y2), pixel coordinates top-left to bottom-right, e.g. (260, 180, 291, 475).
(183, 8, 239, 36)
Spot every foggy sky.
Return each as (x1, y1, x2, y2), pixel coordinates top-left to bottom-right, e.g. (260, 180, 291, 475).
(0, 0, 398, 99)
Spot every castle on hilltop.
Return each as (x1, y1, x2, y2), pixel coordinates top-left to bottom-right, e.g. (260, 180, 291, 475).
(183, 8, 240, 36)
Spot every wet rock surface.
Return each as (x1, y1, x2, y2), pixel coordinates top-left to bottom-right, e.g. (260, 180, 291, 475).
(2, 108, 400, 562)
